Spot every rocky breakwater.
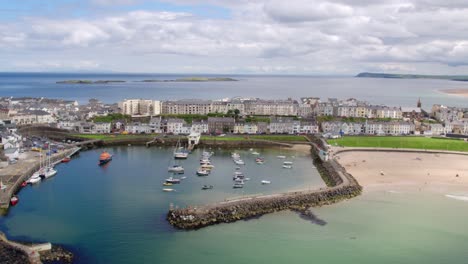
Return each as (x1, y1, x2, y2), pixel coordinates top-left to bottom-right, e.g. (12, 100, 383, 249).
(167, 146, 362, 230)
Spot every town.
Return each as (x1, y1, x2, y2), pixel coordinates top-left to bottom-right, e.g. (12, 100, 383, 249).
(1, 96, 468, 164)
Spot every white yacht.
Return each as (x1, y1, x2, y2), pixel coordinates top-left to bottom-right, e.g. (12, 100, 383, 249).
(168, 165, 185, 174)
(234, 159, 245, 165)
(43, 167, 57, 179)
(196, 169, 210, 176)
(261, 180, 271, 184)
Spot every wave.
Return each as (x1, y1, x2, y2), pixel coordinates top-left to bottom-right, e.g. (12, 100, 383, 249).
(445, 194, 468, 201)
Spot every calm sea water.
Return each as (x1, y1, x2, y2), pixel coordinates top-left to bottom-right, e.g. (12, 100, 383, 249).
(2, 147, 468, 263)
(0, 146, 323, 263)
(0, 73, 467, 109)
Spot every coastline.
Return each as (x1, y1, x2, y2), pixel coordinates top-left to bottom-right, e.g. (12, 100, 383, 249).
(439, 88, 468, 98)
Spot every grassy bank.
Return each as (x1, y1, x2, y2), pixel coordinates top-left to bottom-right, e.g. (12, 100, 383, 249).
(200, 135, 307, 142)
(328, 136, 468, 152)
(72, 134, 157, 141)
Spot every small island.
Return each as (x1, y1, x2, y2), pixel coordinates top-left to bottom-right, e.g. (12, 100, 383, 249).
(440, 88, 468, 97)
(356, 72, 468, 82)
(56, 80, 126, 84)
(140, 77, 238, 82)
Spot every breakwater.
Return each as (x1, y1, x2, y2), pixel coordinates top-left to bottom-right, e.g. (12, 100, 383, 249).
(167, 143, 362, 230)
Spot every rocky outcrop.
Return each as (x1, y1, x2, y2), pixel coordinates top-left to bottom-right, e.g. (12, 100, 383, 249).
(40, 245, 74, 263)
(0, 240, 30, 264)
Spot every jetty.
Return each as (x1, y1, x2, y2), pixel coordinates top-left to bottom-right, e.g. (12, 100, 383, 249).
(0, 147, 80, 210)
(167, 137, 362, 230)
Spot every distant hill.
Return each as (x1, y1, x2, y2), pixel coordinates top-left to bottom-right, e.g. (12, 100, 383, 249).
(356, 72, 468, 81)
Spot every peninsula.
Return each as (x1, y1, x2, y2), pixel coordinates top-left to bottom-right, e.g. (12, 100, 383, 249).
(356, 72, 468, 81)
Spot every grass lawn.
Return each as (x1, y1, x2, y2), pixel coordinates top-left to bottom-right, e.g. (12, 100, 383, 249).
(200, 135, 307, 142)
(327, 136, 468, 152)
(72, 134, 156, 141)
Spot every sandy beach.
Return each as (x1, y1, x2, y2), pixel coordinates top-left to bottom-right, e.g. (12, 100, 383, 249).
(440, 88, 468, 98)
(336, 151, 468, 193)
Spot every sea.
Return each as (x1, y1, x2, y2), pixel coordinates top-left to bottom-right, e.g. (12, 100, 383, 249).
(1, 73, 468, 263)
(0, 72, 467, 109)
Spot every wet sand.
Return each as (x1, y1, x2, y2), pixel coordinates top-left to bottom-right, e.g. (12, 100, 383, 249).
(440, 88, 468, 98)
(336, 151, 468, 193)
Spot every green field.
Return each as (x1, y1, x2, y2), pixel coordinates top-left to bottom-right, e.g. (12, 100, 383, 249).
(72, 134, 156, 141)
(328, 136, 468, 152)
(201, 135, 307, 142)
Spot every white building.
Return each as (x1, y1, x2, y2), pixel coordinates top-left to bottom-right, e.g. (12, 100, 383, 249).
(93, 122, 111, 134)
(125, 122, 152, 134)
(191, 121, 209, 134)
(166, 118, 186, 135)
(120, 99, 160, 116)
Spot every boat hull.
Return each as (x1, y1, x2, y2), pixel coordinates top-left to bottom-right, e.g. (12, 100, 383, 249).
(99, 157, 112, 165)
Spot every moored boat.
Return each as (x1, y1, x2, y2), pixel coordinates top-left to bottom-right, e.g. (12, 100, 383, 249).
(165, 177, 181, 184)
(163, 182, 173, 186)
(196, 169, 210, 176)
(61, 157, 71, 163)
(168, 165, 184, 174)
(261, 180, 271, 184)
(283, 161, 293, 165)
(43, 167, 57, 179)
(201, 185, 214, 190)
(234, 159, 245, 165)
(282, 165, 292, 169)
(277, 155, 286, 159)
(10, 196, 19, 206)
(163, 188, 175, 192)
(233, 182, 244, 188)
(99, 151, 113, 165)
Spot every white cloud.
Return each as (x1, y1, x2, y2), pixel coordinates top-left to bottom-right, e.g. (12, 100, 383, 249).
(2, 0, 468, 74)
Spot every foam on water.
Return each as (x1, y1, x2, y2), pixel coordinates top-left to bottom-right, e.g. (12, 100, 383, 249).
(445, 194, 468, 201)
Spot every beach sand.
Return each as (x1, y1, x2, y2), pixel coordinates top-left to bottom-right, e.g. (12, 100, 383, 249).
(336, 151, 468, 193)
(290, 144, 311, 154)
(440, 88, 468, 98)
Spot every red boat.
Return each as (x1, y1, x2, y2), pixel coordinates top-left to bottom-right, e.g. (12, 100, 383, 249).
(61, 157, 71, 163)
(10, 196, 19, 206)
(21, 181, 28, 187)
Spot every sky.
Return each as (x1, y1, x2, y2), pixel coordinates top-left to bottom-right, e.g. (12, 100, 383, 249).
(1, 0, 468, 75)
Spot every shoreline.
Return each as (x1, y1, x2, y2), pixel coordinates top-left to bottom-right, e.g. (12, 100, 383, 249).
(439, 88, 468, 98)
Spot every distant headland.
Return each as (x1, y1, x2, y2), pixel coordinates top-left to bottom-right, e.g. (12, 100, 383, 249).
(356, 72, 468, 82)
(56, 80, 126, 84)
(140, 77, 238, 82)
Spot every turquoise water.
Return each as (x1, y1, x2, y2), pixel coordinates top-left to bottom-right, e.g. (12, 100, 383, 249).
(2, 147, 468, 263)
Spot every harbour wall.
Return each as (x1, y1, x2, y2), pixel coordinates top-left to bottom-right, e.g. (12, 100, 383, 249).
(167, 143, 362, 230)
(0, 147, 80, 210)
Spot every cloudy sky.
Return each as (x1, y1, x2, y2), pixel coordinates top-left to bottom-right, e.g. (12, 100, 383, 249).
(1, 0, 468, 75)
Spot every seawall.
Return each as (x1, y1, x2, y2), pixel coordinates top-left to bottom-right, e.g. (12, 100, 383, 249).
(167, 142, 362, 230)
(0, 147, 80, 210)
